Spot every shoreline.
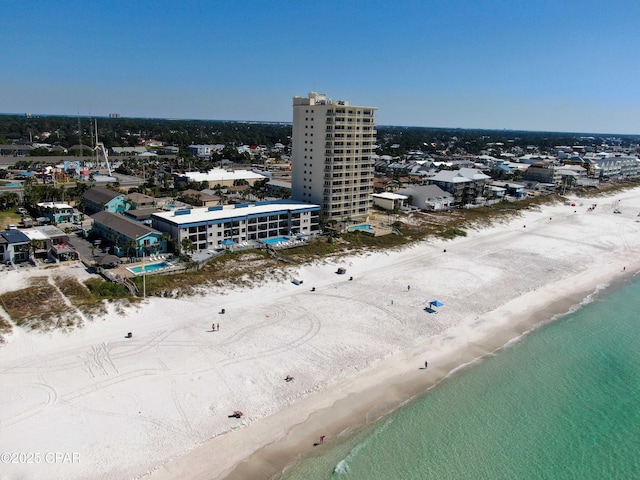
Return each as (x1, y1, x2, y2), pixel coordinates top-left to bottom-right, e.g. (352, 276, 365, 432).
(2, 190, 640, 480)
(165, 259, 636, 480)
(146, 193, 640, 480)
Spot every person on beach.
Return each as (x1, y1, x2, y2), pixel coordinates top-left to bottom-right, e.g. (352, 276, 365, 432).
(320, 435, 325, 444)
(407, 285, 410, 291)
(212, 323, 215, 331)
(217, 323, 220, 331)
(424, 361, 428, 368)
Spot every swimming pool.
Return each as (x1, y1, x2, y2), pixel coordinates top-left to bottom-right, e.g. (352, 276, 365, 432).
(126, 261, 171, 274)
(262, 236, 290, 245)
(348, 224, 374, 232)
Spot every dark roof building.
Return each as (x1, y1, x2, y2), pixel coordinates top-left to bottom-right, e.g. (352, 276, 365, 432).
(125, 192, 156, 209)
(82, 186, 127, 214)
(91, 211, 165, 258)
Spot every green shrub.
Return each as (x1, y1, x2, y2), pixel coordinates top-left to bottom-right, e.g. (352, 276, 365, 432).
(85, 278, 130, 298)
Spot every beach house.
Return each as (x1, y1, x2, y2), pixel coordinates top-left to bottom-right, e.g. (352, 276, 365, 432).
(91, 211, 166, 258)
(396, 185, 454, 211)
(36, 202, 82, 224)
(82, 186, 129, 214)
(0, 229, 32, 264)
(428, 168, 490, 206)
(371, 192, 408, 211)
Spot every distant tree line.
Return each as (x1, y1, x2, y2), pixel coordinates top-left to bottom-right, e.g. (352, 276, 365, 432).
(1, 114, 638, 158)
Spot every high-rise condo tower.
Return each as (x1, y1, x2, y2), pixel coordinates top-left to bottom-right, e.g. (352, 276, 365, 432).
(291, 92, 377, 222)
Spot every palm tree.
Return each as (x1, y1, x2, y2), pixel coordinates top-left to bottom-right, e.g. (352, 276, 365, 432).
(160, 232, 172, 253)
(30, 239, 45, 258)
(123, 239, 137, 259)
(180, 238, 194, 256)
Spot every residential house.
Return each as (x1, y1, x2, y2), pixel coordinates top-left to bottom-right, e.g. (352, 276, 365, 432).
(590, 154, 640, 179)
(24, 225, 78, 261)
(558, 165, 590, 187)
(488, 181, 527, 199)
(36, 202, 82, 224)
(0, 229, 31, 264)
(82, 186, 128, 214)
(178, 189, 220, 207)
(265, 179, 292, 197)
(187, 144, 224, 158)
(111, 146, 148, 155)
(124, 208, 163, 226)
(0, 144, 34, 157)
(371, 192, 408, 211)
(125, 192, 156, 210)
(163, 146, 180, 154)
(522, 162, 563, 187)
(428, 168, 490, 206)
(396, 185, 454, 211)
(91, 211, 166, 258)
(562, 156, 596, 177)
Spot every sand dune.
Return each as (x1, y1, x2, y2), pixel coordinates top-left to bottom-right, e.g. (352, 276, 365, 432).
(1, 191, 639, 480)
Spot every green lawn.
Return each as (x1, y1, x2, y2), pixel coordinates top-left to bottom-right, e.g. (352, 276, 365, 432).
(0, 210, 21, 229)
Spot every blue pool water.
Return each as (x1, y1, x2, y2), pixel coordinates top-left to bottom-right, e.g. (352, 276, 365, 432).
(126, 261, 170, 274)
(349, 224, 374, 231)
(262, 236, 290, 245)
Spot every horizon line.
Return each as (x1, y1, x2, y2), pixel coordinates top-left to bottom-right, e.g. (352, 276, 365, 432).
(1, 112, 638, 138)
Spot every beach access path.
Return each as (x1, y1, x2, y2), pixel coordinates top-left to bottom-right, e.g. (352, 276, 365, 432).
(0, 190, 639, 480)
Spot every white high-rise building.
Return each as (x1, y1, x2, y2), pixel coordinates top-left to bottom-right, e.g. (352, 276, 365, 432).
(291, 92, 377, 222)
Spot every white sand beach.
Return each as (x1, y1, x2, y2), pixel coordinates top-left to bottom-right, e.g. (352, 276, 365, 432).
(1, 190, 640, 480)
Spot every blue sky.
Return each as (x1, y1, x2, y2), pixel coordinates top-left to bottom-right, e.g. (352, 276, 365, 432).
(2, 0, 639, 134)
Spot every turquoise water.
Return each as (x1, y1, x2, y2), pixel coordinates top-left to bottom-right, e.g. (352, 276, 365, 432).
(263, 236, 290, 245)
(348, 224, 374, 231)
(281, 278, 640, 480)
(126, 261, 170, 274)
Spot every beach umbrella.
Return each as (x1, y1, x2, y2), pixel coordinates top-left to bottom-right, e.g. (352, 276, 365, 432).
(429, 300, 444, 307)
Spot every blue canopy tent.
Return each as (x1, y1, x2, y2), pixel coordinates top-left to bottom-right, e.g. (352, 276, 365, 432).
(424, 300, 444, 314)
(221, 239, 237, 251)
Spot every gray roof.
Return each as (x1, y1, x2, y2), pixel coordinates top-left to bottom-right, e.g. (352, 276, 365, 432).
(91, 211, 160, 240)
(83, 186, 124, 205)
(125, 192, 155, 204)
(429, 170, 472, 183)
(180, 189, 219, 201)
(396, 184, 453, 209)
(124, 208, 163, 220)
(458, 168, 491, 181)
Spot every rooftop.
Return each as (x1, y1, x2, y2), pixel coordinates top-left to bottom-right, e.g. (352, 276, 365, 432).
(152, 200, 320, 226)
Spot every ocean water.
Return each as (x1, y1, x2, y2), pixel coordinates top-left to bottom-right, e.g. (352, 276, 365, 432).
(280, 277, 640, 480)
